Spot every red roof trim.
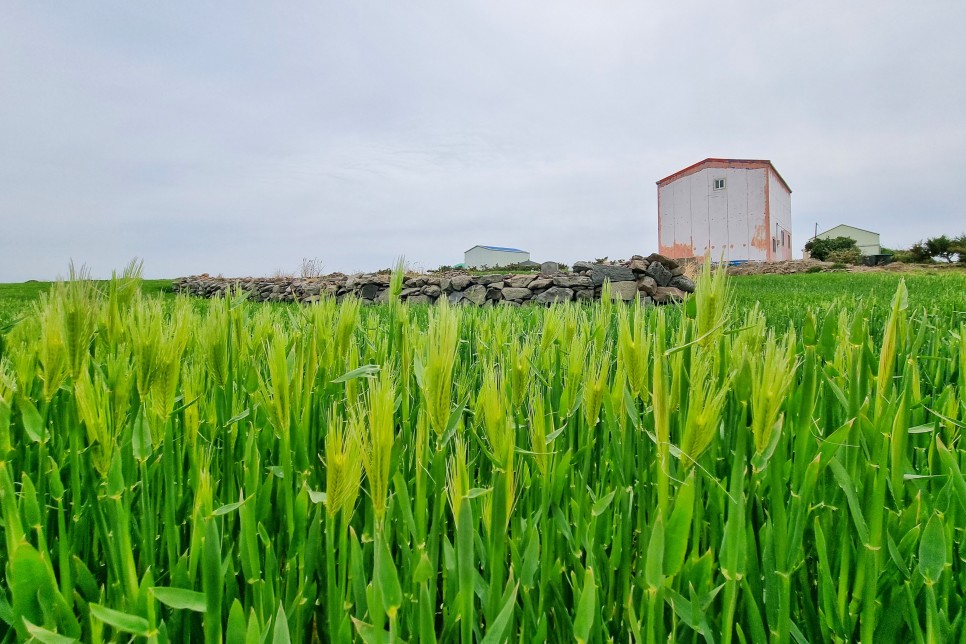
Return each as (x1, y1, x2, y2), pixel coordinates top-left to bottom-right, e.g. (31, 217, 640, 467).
(656, 158, 792, 193)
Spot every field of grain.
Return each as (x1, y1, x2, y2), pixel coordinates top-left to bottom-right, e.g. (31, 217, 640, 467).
(0, 265, 964, 642)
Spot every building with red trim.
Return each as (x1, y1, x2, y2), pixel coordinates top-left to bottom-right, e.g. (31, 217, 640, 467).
(657, 159, 792, 262)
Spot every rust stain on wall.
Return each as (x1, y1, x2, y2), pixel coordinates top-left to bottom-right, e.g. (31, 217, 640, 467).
(659, 241, 697, 259)
(751, 224, 770, 252)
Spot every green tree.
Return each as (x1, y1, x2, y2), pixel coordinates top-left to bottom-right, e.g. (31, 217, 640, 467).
(906, 241, 933, 263)
(925, 235, 957, 263)
(804, 236, 859, 261)
(950, 234, 966, 264)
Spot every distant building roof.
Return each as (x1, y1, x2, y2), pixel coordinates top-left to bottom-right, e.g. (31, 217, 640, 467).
(657, 158, 792, 193)
(815, 224, 879, 238)
(466, 245, 528, 253)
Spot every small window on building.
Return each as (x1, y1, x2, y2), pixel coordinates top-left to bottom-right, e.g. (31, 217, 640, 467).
(713, 178, 726, 191)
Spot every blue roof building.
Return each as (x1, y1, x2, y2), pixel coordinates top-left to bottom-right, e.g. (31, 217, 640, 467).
(464, 245, 531, 269)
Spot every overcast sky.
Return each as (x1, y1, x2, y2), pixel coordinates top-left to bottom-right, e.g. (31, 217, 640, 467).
(2, 2, 964, 281)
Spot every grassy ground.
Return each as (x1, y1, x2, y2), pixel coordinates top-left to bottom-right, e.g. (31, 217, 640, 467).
(0, 279, 172, 328)
(1, 272, 964, 330)
(732, 270, 966, 330)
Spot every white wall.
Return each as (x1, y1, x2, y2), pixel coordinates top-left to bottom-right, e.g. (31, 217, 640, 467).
(816, 225, 880, 255)
(768, 169, 793, 261)
(464, 247, 530, 268)
(659, 166, 769, 262)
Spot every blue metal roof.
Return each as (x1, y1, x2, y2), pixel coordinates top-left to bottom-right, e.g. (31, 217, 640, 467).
(475, 245, 527, 253)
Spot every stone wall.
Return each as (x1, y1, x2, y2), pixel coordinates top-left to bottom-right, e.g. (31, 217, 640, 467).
(173, 254, 696, 306)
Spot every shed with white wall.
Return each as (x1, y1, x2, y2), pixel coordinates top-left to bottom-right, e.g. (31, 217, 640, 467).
(464, 245, 530, 269)
(814, 224, 881, 256)
(657, 159, 793, 262)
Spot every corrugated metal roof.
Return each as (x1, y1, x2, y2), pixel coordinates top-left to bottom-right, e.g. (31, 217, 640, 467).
(467, 245, 528, 253)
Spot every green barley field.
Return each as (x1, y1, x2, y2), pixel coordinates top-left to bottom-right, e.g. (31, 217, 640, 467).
(0, 265, 964, 642)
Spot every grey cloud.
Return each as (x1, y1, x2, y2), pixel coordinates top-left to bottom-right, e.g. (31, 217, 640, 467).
(2, 1, 964, 280)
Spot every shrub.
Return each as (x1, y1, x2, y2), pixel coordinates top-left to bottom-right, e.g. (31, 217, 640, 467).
(951, 234, 966, 264)
(300, 257, 325, 278)
(907, 241, 935, 263)
(826, 248, 862, 265)
(804, 236, 859, 261)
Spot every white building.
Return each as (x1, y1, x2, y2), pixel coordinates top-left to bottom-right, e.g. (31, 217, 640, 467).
(657, 158, 793, 262)
(813, 224, 881, 256)
(464, 245, 530, 269)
